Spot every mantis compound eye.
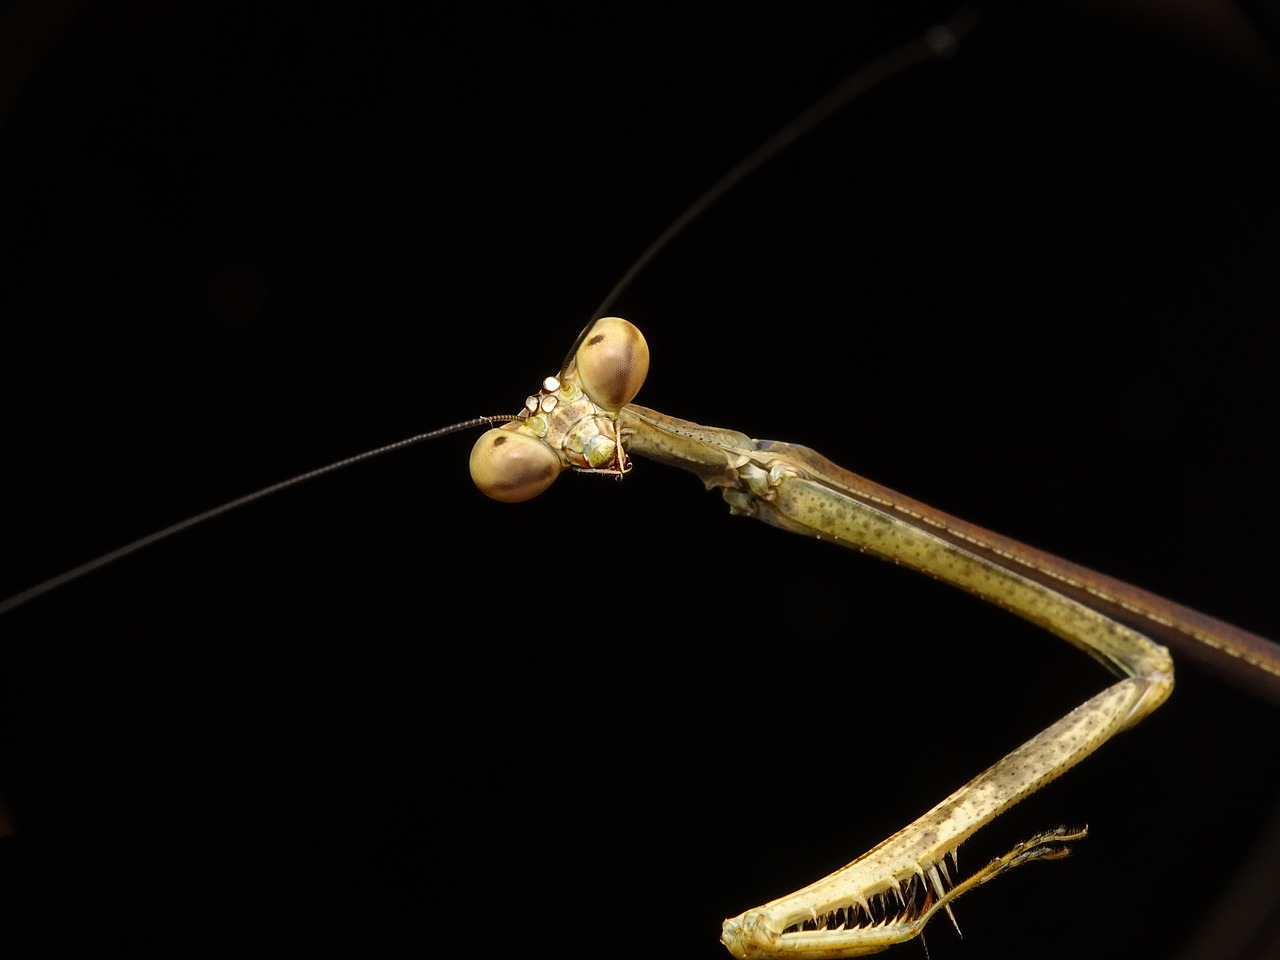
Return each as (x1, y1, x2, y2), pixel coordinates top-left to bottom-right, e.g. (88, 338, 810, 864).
(575, 316, 649, 412)
(469, 428, 562, 502)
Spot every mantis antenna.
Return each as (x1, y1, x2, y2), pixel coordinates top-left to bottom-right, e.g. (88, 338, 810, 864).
(0, 418, 507, 616)
(0, 10, 977, 618)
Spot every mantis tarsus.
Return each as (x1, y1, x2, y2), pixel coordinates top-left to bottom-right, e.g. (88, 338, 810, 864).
(3, 5, 1279, 958)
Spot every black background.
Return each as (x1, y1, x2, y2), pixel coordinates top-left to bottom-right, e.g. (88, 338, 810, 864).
(2, 2, 1279, 958)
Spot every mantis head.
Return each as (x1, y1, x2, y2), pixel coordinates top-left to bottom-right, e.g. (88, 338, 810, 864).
(469, 317, 649, 502)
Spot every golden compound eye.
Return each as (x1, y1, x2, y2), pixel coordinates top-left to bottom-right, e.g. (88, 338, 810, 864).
(575, 316, 649, 412)
(469, 428, 562, 502)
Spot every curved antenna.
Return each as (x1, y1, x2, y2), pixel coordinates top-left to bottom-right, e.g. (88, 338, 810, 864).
(560, 5, 983, 371)
(0, 417, 510, 616)
(3, 8, 983, 616)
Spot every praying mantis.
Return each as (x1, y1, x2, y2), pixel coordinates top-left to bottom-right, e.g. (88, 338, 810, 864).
(3, 4, 1279, 958)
